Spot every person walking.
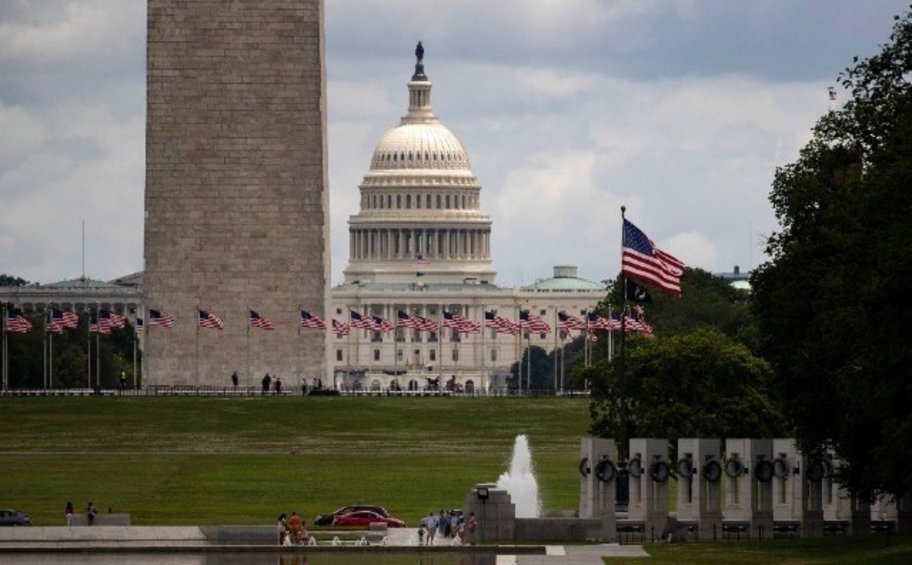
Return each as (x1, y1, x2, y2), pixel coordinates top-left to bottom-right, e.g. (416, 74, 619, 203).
(261, 373, 271, 395)
(231, 371, 239, 390)
(65, 502, 74, 526)
(288, 511, 302, 544)
(86, 502, 97, 526)
(275, 377, 282, 395)
(466, 512, 478, 545)
(276, 513, 288, 545)
(425, 512, 437, 545)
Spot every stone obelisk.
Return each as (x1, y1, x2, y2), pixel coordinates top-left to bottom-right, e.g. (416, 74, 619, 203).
(144, 0, 330, 387)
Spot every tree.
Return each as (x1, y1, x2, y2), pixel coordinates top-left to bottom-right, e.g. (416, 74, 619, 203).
(586, 329, 783, 451)
(751, 8, 912, 497)
(0, 274, 30, 287)
(508, 345, 552, 392)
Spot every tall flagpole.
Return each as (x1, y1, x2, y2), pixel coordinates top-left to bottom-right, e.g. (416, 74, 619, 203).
(516, 305, 522, 395)
(552, 310, 558, 394)
(246, 301, 251, 387)
(619, 205, 630, 461)
(480, 304, 486, 393)
(43, 307, 48, 389)
(2, 304, 8, 391)
(87, 308, 92, 389)
(95, 304, 100, 388)
(195, 299, 200, 388)
(132, 310, 137, 390)
(49, 331, 54, 390)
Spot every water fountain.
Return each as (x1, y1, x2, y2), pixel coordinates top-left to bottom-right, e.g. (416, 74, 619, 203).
(496, 434, 542, 518)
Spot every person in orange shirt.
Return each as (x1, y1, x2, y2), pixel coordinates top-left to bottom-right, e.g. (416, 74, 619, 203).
(288, 511, 302, 544)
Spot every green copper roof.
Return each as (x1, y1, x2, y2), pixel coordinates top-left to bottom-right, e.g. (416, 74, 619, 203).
(524, 276, 603, 292)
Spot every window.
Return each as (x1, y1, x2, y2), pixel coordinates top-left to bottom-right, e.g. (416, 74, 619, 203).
(336, 308, 342, 315)
(436, 194, 441, 208)
(396, 349, 403, 361)
(429, 332, 438, 343)
(446, 195, 450, 208)
(491, 349, 497, 362)
(416, 195, 421, 208)
(539, 309, 546, 316)
(406, 194, 411, 208)
(397, 195, 401, 208)
(336, 349, 343, 361)
(426, 194, 431, 208)
(373, 349, 380, 361)
(452, 349, 459, 361)
(429, 349, 437, 361)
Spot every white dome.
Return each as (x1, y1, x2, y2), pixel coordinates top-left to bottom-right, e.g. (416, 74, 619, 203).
(370, 122, 470, 171)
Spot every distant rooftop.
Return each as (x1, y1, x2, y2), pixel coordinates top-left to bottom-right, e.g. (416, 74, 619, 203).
(523, 266, 604, 292)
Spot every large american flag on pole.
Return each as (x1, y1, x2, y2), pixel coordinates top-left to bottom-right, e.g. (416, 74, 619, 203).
(198, 309, 224, 330)
(249, 310, 275, 330)
(484, 310, 519, 335)
(300, 309, 327, 330)
(89, 312, 111, 335)
(148, 309, 174, 327)
(349, 310, 375, 330)
(372, 315, 395, 333)
(558, 311, 586, 332)
(622, 219, 684, 295)
(100, 309, 126, 330)
(46, 310, 65, 333)
(5, 308, 33, 333)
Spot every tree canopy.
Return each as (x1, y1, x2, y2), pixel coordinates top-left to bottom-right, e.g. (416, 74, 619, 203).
(587, 328, 783, 453)
(751, 7, 912, 497)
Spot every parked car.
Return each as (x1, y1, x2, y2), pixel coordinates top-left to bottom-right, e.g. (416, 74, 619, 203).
(332, 510, 405, 528)
(0, 510, 31, 526)
(314, 505, 389, 526)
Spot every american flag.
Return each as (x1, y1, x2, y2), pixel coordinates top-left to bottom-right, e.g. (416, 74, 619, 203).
(135, 317, 144, 336)
(332, 319, 350, 338)
(56, 309, 79, 329)
(519, 310, 551, 333)
(349, 310, 375, 330)
(149, 309, 174, 327)
(558, 311, 586, 332)
(198, 309, 224, 330)
(249, 310, 275, 330)
(46, 310, 65, 333)
(397, 310, 438, 332)
(300, 309, 327, 330)
(5, 308, 33, 333)
(443, 310, 480, 334)
(372, 315, 395, 333)
(89, 312, 111, 335)
(622, 219, 685, 295)
(484, 310, 519, 335)
(100, 309, 126, 330)
(586, 311, 615, 331)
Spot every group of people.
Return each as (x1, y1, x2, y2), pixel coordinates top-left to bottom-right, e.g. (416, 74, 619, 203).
(262, 373, 283, 395)
(65, 501, 98, 525)
(418, 510, 477, 545)
(277, 512, 309, 545)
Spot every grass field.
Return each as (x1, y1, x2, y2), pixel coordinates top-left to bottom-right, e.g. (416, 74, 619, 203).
(604, 534, 912, 564)
(0, 396, 591, 526)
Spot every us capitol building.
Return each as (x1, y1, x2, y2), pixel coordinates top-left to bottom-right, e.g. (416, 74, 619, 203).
(1, 47, 605, 392)
(330, 49, 604, 392)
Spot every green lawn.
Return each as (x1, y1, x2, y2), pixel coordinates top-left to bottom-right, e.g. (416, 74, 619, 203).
(605, 535, 912, 564)
(0, 396, 590, 525)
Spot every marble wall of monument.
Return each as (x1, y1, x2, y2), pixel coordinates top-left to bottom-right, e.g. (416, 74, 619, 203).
(144, 0, 330, 387)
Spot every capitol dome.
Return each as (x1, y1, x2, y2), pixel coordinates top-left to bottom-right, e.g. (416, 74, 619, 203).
(370, 123, 470, 171)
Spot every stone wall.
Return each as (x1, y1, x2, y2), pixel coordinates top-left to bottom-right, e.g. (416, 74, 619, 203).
(144, 0, 330, 386)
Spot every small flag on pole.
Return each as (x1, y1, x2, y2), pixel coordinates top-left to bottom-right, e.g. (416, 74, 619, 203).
(300, 309, 327, 330)
(484, 310, 519, 335)
(46, 310, 65, 334)
(198, 309, 224, 330)
(332, 319, 350, 338)
(149, 309, 174, 327)
(249, 310, 275, 330)
(6, 308, 33, 333)
(443, 311, 480, 334)
(349, 310, 374, 330)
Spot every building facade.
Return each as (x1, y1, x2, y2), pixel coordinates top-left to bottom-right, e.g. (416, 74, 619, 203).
(329, 50, 605, 393)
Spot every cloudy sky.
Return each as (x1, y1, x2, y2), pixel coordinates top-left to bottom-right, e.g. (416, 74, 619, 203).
(0, 1, 906, 287)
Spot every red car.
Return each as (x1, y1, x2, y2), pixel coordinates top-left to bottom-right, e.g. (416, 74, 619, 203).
(332, 510, 406, 528)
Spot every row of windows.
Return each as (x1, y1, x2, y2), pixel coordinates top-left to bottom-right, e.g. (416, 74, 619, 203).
(336, 348, 500, 362)
(364, 191, 477, 210)
(376, 151, 462, 164)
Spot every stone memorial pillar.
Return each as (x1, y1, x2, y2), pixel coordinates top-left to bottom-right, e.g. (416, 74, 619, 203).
(771, 438, 824, 538)
(723, 438, 774, 539)
(676, 438, 723, 540)
(821, 453, 870, 535)
(578, 437, 618, 541)
(626, 438, 669, 540)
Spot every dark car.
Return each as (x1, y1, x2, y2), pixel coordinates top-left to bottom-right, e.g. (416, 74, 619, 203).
(332, 510, 405, 528)
(0, 510, 31, 526)
(314, 505, 389, 526)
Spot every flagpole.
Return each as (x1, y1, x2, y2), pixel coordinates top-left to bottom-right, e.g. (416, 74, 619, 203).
(2, 304, 8, 391)
(87, 308, 92, 389)
(480, 304, 486, 394)
(49, 331, 54, 390)
(246, 301, 250, 388)
(552, 310, 558, 394)
(608, 305, 614, 361)
(96, 304, 101, 388)
(132, 310, 137, 391)
(619, 205, 630, 461)
(195, 299, 200, 388)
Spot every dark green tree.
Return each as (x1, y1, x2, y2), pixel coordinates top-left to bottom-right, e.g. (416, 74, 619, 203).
(751, 8, 912, 497)
(586, 328, 783, 446)
(0, 274, 30, 287)
(508, 345, 552, 392)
